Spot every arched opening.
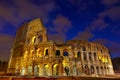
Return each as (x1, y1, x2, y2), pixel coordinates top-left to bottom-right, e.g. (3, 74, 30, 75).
(107, 67, 109, 75)
(94, 53, 97, 61)
(63, 51, 69, 56)
(104, 67, 106, 75)
(64, 66, 69, 76)
(83, 52, 87, 62)
(77, 52, 81, 58)
(73, 65, 77, 75)
(89, 52, 92, 61)
(90, 66, 95, 74)
(44, 64, 49, 76)
(45, 49, 48, 56)
(101, 67, 103, 75)
(55, 50, 60, 56)
(96, 66, 99, 75)
(21, 67, 26, 76)
(28, 66, 32, 76)
(84, 65, 89, 75)
(34, 65, 39, 76)
(53, 64, 59, 76)
(81, 46, 86, 51)
(34, 38, 36, 43)
(39, 35, 42, 42)
(32, 36, 36, 43)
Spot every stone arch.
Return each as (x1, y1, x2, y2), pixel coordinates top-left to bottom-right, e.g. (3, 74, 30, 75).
(73, 65, 77, 75)
(89, 52, 92, 61)
(101, 66, 103, 75)
(64, 66, 70, 76)
(77, 51, 81, 58)
(84, 64, 89, 75)
(96, 66, 99, 75)
(28, 66, 32, 76)
(32, 36, 36, 44)
(39, 35, 42, 42)
(81, 46, 86, 51)
(90, 66, 95, 74)
(107, 67, 110, 75)
(53, 64, 59, 76)
(63, 49, 69, 56)
(34, 65, 39, 76)
(55, 50, 60, 56)
(44, 48, 48, 56)
(94, 53, 97, 61)
(104, 67, 107, 75)
(83, 52, 87, 62)
(44, 64, 49, 76)
(21, 67, 26, 76)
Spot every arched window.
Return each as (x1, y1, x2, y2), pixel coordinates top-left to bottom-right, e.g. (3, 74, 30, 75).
(89, 52, 92, 61)
(101, 66, 103, 74)
(32, 36, 36, 43)
(34, 38, 36, 43)
(77, 52, 81, 58)
(83, 52, 87, 61)
(81, 46, 86, 51)
(94, 53, 97, 61)
(39, 35, 42, 42)
(55, 50, 60, 56)
(45, 49, 48, 56)
(90, 66, 95, 74)
(63, 51, 68, 56)
(84, 65, 89, 75)
(96, 66, 99, 75)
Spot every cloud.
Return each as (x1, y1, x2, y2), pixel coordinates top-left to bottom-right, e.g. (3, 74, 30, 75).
(0, 0, 56, 29)
(99, 6, 120, 21)
(52, 14, 71, 33)
(73, 30, 94, 40)
(48, 14, 72, 42)
(89, 18, 109, 31)
(101, 0, 119, 6)
(93, 39, 120, 57)
(0, 34, 14, 61)
(87, 6, 120, 32)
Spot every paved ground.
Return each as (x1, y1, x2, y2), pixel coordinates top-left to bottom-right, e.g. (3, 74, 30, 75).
(0, 75, 120, 80)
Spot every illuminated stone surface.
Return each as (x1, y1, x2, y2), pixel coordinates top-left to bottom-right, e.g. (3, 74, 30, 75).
(7, 18, 114, 76)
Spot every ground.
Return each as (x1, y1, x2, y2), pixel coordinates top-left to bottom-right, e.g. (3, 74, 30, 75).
(0, 76, 120, 80)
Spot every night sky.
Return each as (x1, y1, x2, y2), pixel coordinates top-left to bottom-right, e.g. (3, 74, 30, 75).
(0, 0, 120, 61)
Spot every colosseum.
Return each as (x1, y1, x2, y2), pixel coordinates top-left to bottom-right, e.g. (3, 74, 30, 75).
(7, 18, 114, 76)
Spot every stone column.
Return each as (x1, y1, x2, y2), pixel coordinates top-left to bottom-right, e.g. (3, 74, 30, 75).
(81, 52, 84, 74)
(59, 63, 62, 76)
(99, 67, 101, 75)
(92, 53, 94, 63)
(49, 63, 53, 76)
(39, 64, 43, 76)
(86, 52, 89, 63)
(94, 66, 97, 75)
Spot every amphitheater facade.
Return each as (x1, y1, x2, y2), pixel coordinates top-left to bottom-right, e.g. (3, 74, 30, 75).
(7, 18, 114, 76)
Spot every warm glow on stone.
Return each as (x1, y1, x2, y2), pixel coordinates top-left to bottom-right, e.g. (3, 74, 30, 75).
(7, 18, 114, 76)
(32, 36, 36, 43)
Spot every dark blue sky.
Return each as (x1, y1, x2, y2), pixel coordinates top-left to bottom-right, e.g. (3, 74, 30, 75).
(0, 0, 120, 61)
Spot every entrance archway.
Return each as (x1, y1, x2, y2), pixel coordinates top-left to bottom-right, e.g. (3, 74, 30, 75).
(90, 66, 95, 74)
(73, 65, 77, 75)
(64, 66, 69, 76)
(84, 65, 89, 75)
(44, 64, 49, 76)
(53, 64, 59, 76)
(21, 67, 26, 76)
(28, 66, 32, 76)
(34, 65, 39, 76)
(96, 66, 99, 75)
